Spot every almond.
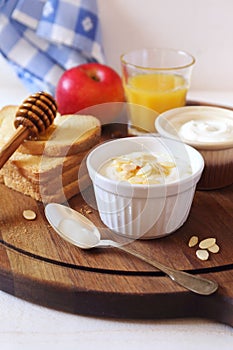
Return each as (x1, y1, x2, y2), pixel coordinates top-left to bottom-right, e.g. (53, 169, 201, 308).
(199, 238, 216, 249)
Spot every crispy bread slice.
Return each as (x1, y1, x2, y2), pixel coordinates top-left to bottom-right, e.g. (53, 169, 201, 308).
(3, 172, 90, 203)
(0, 105, 101, 156)
(1, 151, 90, 202)
(1, 150, 88, 184)
(0, 104, 100, 202)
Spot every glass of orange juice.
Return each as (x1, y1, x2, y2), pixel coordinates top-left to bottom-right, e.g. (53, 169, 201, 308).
(121, 48, 195, 135)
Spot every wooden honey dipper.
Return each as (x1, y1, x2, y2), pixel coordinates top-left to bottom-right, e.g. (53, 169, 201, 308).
(0, 91, 57, 169)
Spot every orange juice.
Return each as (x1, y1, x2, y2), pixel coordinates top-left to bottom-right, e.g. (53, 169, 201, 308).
(124, 73, 187, 133)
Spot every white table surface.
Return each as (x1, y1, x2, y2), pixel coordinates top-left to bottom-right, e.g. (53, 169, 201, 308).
(0, 82, 233, 349)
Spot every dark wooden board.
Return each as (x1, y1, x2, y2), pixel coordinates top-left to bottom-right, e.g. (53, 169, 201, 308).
(0, 101, 233, 326)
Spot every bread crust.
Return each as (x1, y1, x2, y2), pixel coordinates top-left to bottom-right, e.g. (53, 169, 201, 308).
(3, 150, 88, 183)
(0, 105, 101, 156)
(3, 173, 90, 203)
(0, 104, 100, 202)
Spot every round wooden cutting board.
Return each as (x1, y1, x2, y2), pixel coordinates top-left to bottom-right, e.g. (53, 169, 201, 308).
(0, 101, 232, 326)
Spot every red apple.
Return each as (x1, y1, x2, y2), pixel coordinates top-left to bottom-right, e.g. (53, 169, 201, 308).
(55, 63, 125, 121)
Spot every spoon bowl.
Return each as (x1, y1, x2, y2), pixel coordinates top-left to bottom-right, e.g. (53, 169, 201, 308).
(45, 203, 101, 249)
(45, 203, 218, 296)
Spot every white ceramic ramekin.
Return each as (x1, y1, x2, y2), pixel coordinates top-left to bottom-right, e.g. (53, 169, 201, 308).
(155, 106, 233, 190)
(86, 136, 204, 239)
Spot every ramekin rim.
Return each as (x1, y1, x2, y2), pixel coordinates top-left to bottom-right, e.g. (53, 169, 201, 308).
(86, 136, 204, 191)
(156, 105, 233, 150)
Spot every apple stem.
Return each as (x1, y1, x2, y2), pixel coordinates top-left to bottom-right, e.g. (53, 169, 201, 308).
(90, 75, 100, 82)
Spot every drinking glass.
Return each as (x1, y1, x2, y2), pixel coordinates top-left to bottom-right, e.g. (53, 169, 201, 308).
(121, 48, 195, 134)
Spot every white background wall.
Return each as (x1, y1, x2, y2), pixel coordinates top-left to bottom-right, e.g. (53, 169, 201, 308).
(98, 0, 233, 91)
(1, 0, 233, 94)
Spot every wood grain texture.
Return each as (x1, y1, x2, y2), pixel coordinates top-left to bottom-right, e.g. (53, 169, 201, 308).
(0, 180, 232, 324)
(0, 102, 232, 325)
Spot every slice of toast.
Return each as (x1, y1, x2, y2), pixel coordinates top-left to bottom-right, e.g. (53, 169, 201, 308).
(1, 151, 90, 202)
(2, 172, 90, 203)
(2, 149, 88, 184)
(1, 159, 83, 190)
(0, 105, 101, 156)
(0, 104, 100, 202)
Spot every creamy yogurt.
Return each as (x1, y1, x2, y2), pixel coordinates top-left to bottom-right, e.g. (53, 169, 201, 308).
(156, 106, 233, 146)
(100, 151, 192, 184)
(178, 119, 233, 143)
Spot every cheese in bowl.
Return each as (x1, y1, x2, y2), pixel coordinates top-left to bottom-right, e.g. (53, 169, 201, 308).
(176, 115, 233, 145)
(99, 151, 192, 185)
(156, 106, 233, 189)
(86, 136, 204, 239)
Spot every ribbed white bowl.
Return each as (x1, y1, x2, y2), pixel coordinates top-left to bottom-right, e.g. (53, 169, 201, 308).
(86, 136, 204, 239)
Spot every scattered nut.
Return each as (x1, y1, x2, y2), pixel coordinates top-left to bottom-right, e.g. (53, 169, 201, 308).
(86, 209, 92, 214)
(79, 206, 93, 216)
(196, 249, 209, 261)
(188, 235, 220, 261)
(188, 235, 199, 247)
(23, 209, 37, 220)
(208, 244, 220, 254)
(199, 238, 216, 249)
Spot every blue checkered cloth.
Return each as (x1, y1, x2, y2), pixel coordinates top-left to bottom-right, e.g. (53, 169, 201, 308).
(0, 0, 105, 95)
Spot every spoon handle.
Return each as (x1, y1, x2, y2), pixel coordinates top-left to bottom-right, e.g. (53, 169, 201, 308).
(117, 245, 218, 295)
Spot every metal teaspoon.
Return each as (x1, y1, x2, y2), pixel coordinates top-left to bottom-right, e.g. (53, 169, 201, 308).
(45, 203, 218, 296)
